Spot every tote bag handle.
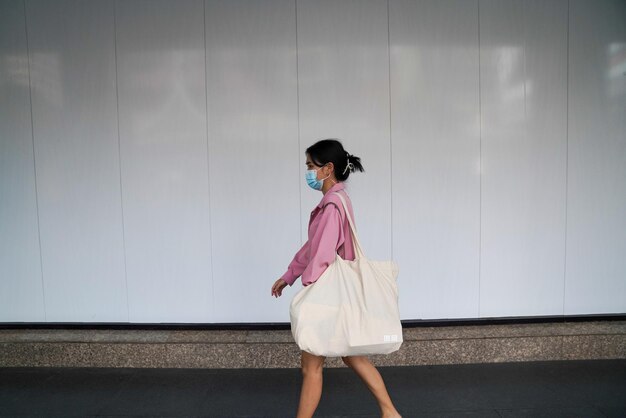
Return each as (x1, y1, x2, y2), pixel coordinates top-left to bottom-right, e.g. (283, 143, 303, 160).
(332, 191, 366, 259)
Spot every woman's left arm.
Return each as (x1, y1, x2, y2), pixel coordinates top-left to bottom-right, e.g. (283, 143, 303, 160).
(300, 202, 345, 287)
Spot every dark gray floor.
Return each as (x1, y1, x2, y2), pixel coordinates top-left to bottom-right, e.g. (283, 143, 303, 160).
(1, 359, 625, 418)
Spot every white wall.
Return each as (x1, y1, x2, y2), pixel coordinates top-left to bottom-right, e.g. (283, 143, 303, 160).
(390, 0, 481, 319)
(1, 0, 624, 323)
(478, 0, 569, 317)
(565, 0, 626, 314)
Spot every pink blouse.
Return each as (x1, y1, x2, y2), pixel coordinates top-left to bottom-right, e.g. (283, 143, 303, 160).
(280, 181, 357, 287)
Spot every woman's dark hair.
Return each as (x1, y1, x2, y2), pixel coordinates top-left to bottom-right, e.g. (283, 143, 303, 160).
(305, 138, 364, 182)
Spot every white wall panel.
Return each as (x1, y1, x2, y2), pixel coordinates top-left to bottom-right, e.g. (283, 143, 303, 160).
(116, 0, 212, 322)
(25, 0, 127, 321)
(1, 0, 623, 324)
(565, 0, 626, 314)
(205, 0, 299, 321)
(0, 0, 45, 321)
(479, 0, 568, 317)
(296, 0, 392, 265)
(389, 0, 480, 319)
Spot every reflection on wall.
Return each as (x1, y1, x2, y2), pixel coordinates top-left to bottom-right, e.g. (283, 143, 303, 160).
(607, 42, 626, 97)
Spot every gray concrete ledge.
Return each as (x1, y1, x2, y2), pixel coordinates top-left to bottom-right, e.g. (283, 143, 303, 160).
(1, 321, 624, 369)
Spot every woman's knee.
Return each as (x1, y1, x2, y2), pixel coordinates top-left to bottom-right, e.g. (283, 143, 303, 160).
(341, 355, 367, 368)
(301, 351, 325, 376)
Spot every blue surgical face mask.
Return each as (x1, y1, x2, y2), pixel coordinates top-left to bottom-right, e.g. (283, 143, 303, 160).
(305, 166, 331, 191)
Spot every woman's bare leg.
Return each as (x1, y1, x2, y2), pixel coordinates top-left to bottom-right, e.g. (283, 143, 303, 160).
(342, 355, 401, 418)
(296, 350, 326, 418)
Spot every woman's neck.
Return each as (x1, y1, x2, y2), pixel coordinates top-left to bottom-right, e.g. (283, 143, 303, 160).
(322, 178, 338, 195)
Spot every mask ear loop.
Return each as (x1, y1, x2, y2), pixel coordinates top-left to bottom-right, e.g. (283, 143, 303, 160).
(321, 163, 337, 185)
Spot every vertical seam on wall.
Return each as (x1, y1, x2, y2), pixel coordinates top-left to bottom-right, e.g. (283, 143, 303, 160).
(477, 0, 482, 318)
(563, 0, 570, 316)
(522, 0, 528, 317)
(523, 1, 527, 120)
(295, 0, 302, 246)
(23, 0, 47, 320)
(203, 0, 215, 321)
(112, 0, 130, 322)
(387, 0, 393, 261)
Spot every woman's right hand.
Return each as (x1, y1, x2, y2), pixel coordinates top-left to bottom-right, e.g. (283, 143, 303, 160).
(271, 278, 288, 298)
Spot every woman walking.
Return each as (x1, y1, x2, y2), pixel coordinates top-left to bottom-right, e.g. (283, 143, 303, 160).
(271, 139, 402, 418)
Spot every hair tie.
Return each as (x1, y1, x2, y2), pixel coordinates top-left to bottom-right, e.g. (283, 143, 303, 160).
(342, 156, 355, 175)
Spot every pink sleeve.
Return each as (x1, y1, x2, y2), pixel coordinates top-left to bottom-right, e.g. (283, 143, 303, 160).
(300, 202, 344, 287)
(280, 239, 311, 286)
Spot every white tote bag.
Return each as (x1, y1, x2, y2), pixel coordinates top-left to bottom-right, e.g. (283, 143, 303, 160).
(289, 191, 402, 357)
